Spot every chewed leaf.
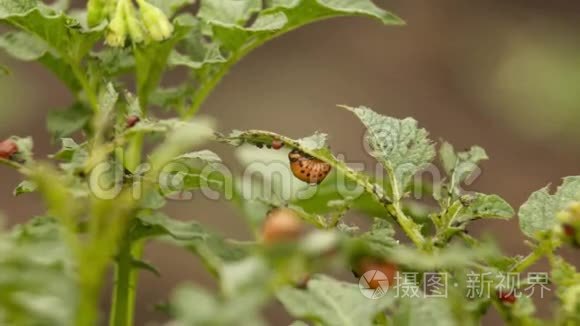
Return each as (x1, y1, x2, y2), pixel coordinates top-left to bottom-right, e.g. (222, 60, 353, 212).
(455, 193, 514, 224)
(342, 105, 435, 199)
(297, 132, 328, 151)
(219, 129, 391, 205)
(277, 275, 395, 326)
(519, 176, 580, 238)
(439, 141, 488, 201)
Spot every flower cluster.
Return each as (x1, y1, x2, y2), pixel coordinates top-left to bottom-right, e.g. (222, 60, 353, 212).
(88, 0, 174, 47)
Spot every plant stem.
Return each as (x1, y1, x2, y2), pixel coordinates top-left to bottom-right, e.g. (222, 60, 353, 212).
(110, 239, 144, 326)
(110, 128, 145, 326)
(385, 164, 426, 248)
(125, 134, 144, 172)
(510, 244, 547, 274)
(389, 202, 425, 248)
(77, 268, 102, 326)
(70, 59, 99, 112)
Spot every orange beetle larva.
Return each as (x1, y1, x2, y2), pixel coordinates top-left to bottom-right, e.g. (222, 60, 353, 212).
(271, 139, 284, 150)
(288, 149, 331, 185)
(262, 207, 304, 243)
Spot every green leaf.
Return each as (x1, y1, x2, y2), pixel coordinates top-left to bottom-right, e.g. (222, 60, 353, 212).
(183, 0, 402, 116)
(0, 216, 76, 325)
(169, 283, 267, 326)
(0, 0, 103, 60)
(174, 149, 222, 163)
(198, 0, 261, 26)
(131, 258, 161, 277)
(89, 47, 135, 77)
(147, 117, 216, 173)
(51, 138, 89, 175)
(519, 176, 580, 238)
(134, 211, 209, 240)
(355, 218, 398, 256)
(277, 275, 395, 326)
(439, 142, 488, 200)
(138, 190, 167, 210)
(220, 256, 271, 297)
(343, 106, 435, 200)
(393, 296, 457, 326)
(13, 180, 37, 196)
(386, 242, 500, 270)
(220, 129, 390, 211)
(454, 193, 514, 225)
(0, 31, 48, 60)
(10, 136, 34, 162)
(0, 28, 79, 89)
(148, 0, 194, 16)
(134, 212, 247, 276)
(439, 141, 457, 176)
(46, 102, 92, 139)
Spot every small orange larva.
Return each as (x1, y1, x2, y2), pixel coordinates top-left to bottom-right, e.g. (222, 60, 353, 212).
(262, 207, 303, 243)
(288, 149, 331, 184)
(126, 115, 140, 128)
(0, 139, 18, 160)
(272, 139, 284, 150)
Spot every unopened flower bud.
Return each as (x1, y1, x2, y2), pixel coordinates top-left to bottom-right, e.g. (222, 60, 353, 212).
(137, 0, 174, 41)
(87, 0, 108, 27)
(105, 1, 127, 47)
(122, 0, 145, 43)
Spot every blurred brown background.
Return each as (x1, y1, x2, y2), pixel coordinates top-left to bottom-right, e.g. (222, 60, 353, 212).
(1, 0, 580, 325)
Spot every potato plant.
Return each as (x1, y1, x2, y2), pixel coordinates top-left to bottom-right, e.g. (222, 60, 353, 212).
(0, 1, 579, 325)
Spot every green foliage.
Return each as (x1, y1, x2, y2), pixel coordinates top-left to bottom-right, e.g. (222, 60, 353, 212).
(278, 275, 396, 326)
(519, 177, 580, 238)
(0, 1, 578, 326)
(344, 105, 435, 199)
(0, 217, 76, 325)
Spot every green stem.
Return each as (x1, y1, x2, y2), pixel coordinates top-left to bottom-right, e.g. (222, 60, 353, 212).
(110, 239, 144, 326)
(77, 268, 102, 326)
(510, 245, 546, 274)
(385, 164, 425, 248)
(70, 60, 99, 112)
(389, 202, 425, 248)
(110, 128, 145, 326)
(125, 134, 144, 172)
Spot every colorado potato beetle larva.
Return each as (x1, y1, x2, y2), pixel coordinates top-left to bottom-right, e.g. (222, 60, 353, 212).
(288, 149, 331, 184)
